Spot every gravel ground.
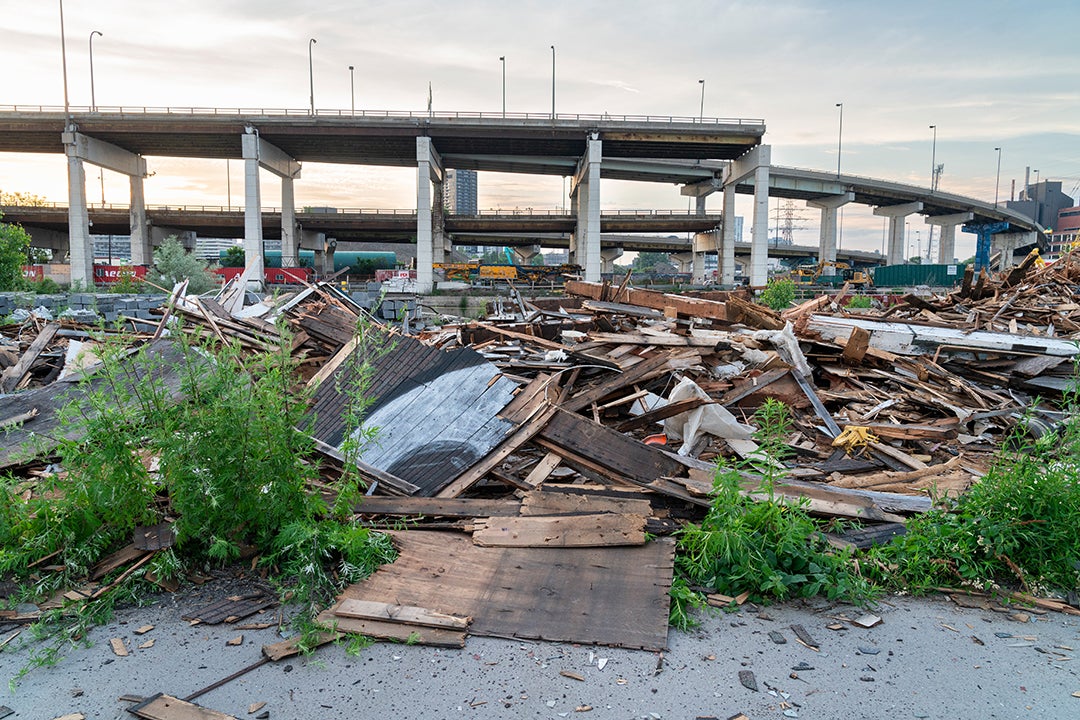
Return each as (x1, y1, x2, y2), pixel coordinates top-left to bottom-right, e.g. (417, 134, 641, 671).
(2, 576, 1078, 720)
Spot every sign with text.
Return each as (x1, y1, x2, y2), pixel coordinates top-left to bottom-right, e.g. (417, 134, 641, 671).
(21, 265, 44, 281)
(93, 265, 148, 284)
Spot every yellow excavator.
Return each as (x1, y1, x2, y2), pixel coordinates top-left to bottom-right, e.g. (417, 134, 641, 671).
(790, 261, 870, 287)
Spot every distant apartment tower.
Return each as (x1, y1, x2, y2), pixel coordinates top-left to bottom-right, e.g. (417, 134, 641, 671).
(444, 169, 477, 215)
(445, 169, 480, 257)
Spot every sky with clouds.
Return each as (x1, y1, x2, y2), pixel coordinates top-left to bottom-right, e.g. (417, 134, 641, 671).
(2, 0, 1079, 258)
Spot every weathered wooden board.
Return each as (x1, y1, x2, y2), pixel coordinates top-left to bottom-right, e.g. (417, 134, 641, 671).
(127, 694, 237, 720)
(354, 496, 520, 518)
(333, 598, 470, 629)
(316, 607, 466, 648)
(472, 513, 647, 547)
(339, 531, 674, 651)
(520, 489, 652, 517)
(565, 280, 731, 322)
(538, 408, 684, 487)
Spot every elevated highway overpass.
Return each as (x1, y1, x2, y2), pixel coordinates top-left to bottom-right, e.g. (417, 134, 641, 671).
(0, 107, 1040, 288)
(0, 106, 764, 289)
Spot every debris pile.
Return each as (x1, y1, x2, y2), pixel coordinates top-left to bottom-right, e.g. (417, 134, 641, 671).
(2, 253, 1079, 661)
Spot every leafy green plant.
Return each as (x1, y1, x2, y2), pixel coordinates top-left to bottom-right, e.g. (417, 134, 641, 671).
(671, 399, 876, 627)
(148, 236, 216, 294)
(220, 245, 246, 267)
(2, 323, 397, 679)
(867, 404, 1080, 596)
(758, 278, 795, 312)
(108, 268, 145, 294)
(845, 295, 873, 309)
(0, 212, 33, 292)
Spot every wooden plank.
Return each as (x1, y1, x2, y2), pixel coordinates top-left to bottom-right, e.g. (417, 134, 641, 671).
(566, 280, 731, 322)
(715, 368, 790, 407)
(354, 496, 520, 518)
(841, 326, 871, 364)
(472, 513, 647, 547)
(128, 694, 237, 720)
(89, 543, 149, 581)
(538, 408, 684, 487)
(316, 607, 466, 648)
(520, 489, 652, 517)
(522, 451, 562, 487)
(472, 323, 570, 352)
(561, 353, 671, 413)
(614, 397, 711, 432)
(0, 322, 59, 392)
(586, 332, 719, 347)
(333, 598, 470, 629)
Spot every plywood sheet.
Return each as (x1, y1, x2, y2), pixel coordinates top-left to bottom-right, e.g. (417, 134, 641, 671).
(307, 335, 519, 496)
(340, 530, 674, 651)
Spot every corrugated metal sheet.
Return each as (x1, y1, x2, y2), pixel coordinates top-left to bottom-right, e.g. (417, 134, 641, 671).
(308, 334, 519, 496)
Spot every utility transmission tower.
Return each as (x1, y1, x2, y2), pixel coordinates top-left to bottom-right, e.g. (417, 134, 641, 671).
(926, 164, 945, 261)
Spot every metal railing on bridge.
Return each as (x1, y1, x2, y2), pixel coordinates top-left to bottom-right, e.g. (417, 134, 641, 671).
(2, 203, 716, 217)
(0, 104, 764, 126)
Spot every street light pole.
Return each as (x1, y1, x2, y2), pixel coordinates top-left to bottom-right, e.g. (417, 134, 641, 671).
(698, 79, 705, 121)
(89, 30, 102, 111)
(550, 45, 556, 118)
(59, 0, 70, 116)
(835, 102, 843, 178)
(348, 65, 355, 114)
(500, 56, 506, 117)
(929, 124, 937, 190)
(308, 38, 317, 115)
(994, 146, 1002, 206)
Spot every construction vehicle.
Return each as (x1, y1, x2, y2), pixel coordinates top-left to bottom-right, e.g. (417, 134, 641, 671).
(788, 261, 870, 287)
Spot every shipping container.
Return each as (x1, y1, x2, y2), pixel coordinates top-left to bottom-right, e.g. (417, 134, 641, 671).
(871, 263, 966, 287)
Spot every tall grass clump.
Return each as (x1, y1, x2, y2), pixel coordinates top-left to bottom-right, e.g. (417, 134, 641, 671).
(671, 399, 877, 628)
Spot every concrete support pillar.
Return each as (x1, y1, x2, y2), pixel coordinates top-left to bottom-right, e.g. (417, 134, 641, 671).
(720, 184, 737, 287)
(873, 202, 924, 266)
(691, 231, 718, 285)
(241, 132, 264, 279)
(432, 178, 447, 265)
(302, 230, 327, 273)
(571, 137, 602, 281)
(992, 231, 1036, 271)
(129, 175, 150, 265)
(323, 240, 337, 276)
(600, 247, 623, 274)
(807, 192, 854, 263)
(241, 126, 302, 281)
(512, 244, 542, 265)
(281, 176, 298, 267)
(150, 227, 197, 250)
(65, 146, 93, 287)
(415, 136, 444, 293)
(695, 194, 707, 216)
(750, 154, 771, 287)
(926, 212, 973, 264)
(62, 127, 149, 283)
(669, 252, 695, 274)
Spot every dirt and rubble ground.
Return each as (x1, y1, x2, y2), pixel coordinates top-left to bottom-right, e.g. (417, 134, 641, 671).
(2, 574, 1078, 720)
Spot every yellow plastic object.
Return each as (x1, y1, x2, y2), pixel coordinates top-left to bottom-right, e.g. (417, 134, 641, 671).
(831, 425, 879, 454)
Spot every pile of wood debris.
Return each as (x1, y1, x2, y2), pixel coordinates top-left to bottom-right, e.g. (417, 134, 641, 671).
(2, 252, 1078, 652)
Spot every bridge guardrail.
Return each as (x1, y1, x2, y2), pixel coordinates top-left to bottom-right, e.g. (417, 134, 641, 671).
(2, 203, 721, 217)
(0, 105, 764, 126)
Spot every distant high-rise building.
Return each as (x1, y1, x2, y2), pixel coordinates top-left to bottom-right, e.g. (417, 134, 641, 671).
(444, 169, 477, 215)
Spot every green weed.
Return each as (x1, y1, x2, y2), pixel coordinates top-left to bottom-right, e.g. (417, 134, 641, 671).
(867, 404, 1080, 596)
(671, 399, 877, 627)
